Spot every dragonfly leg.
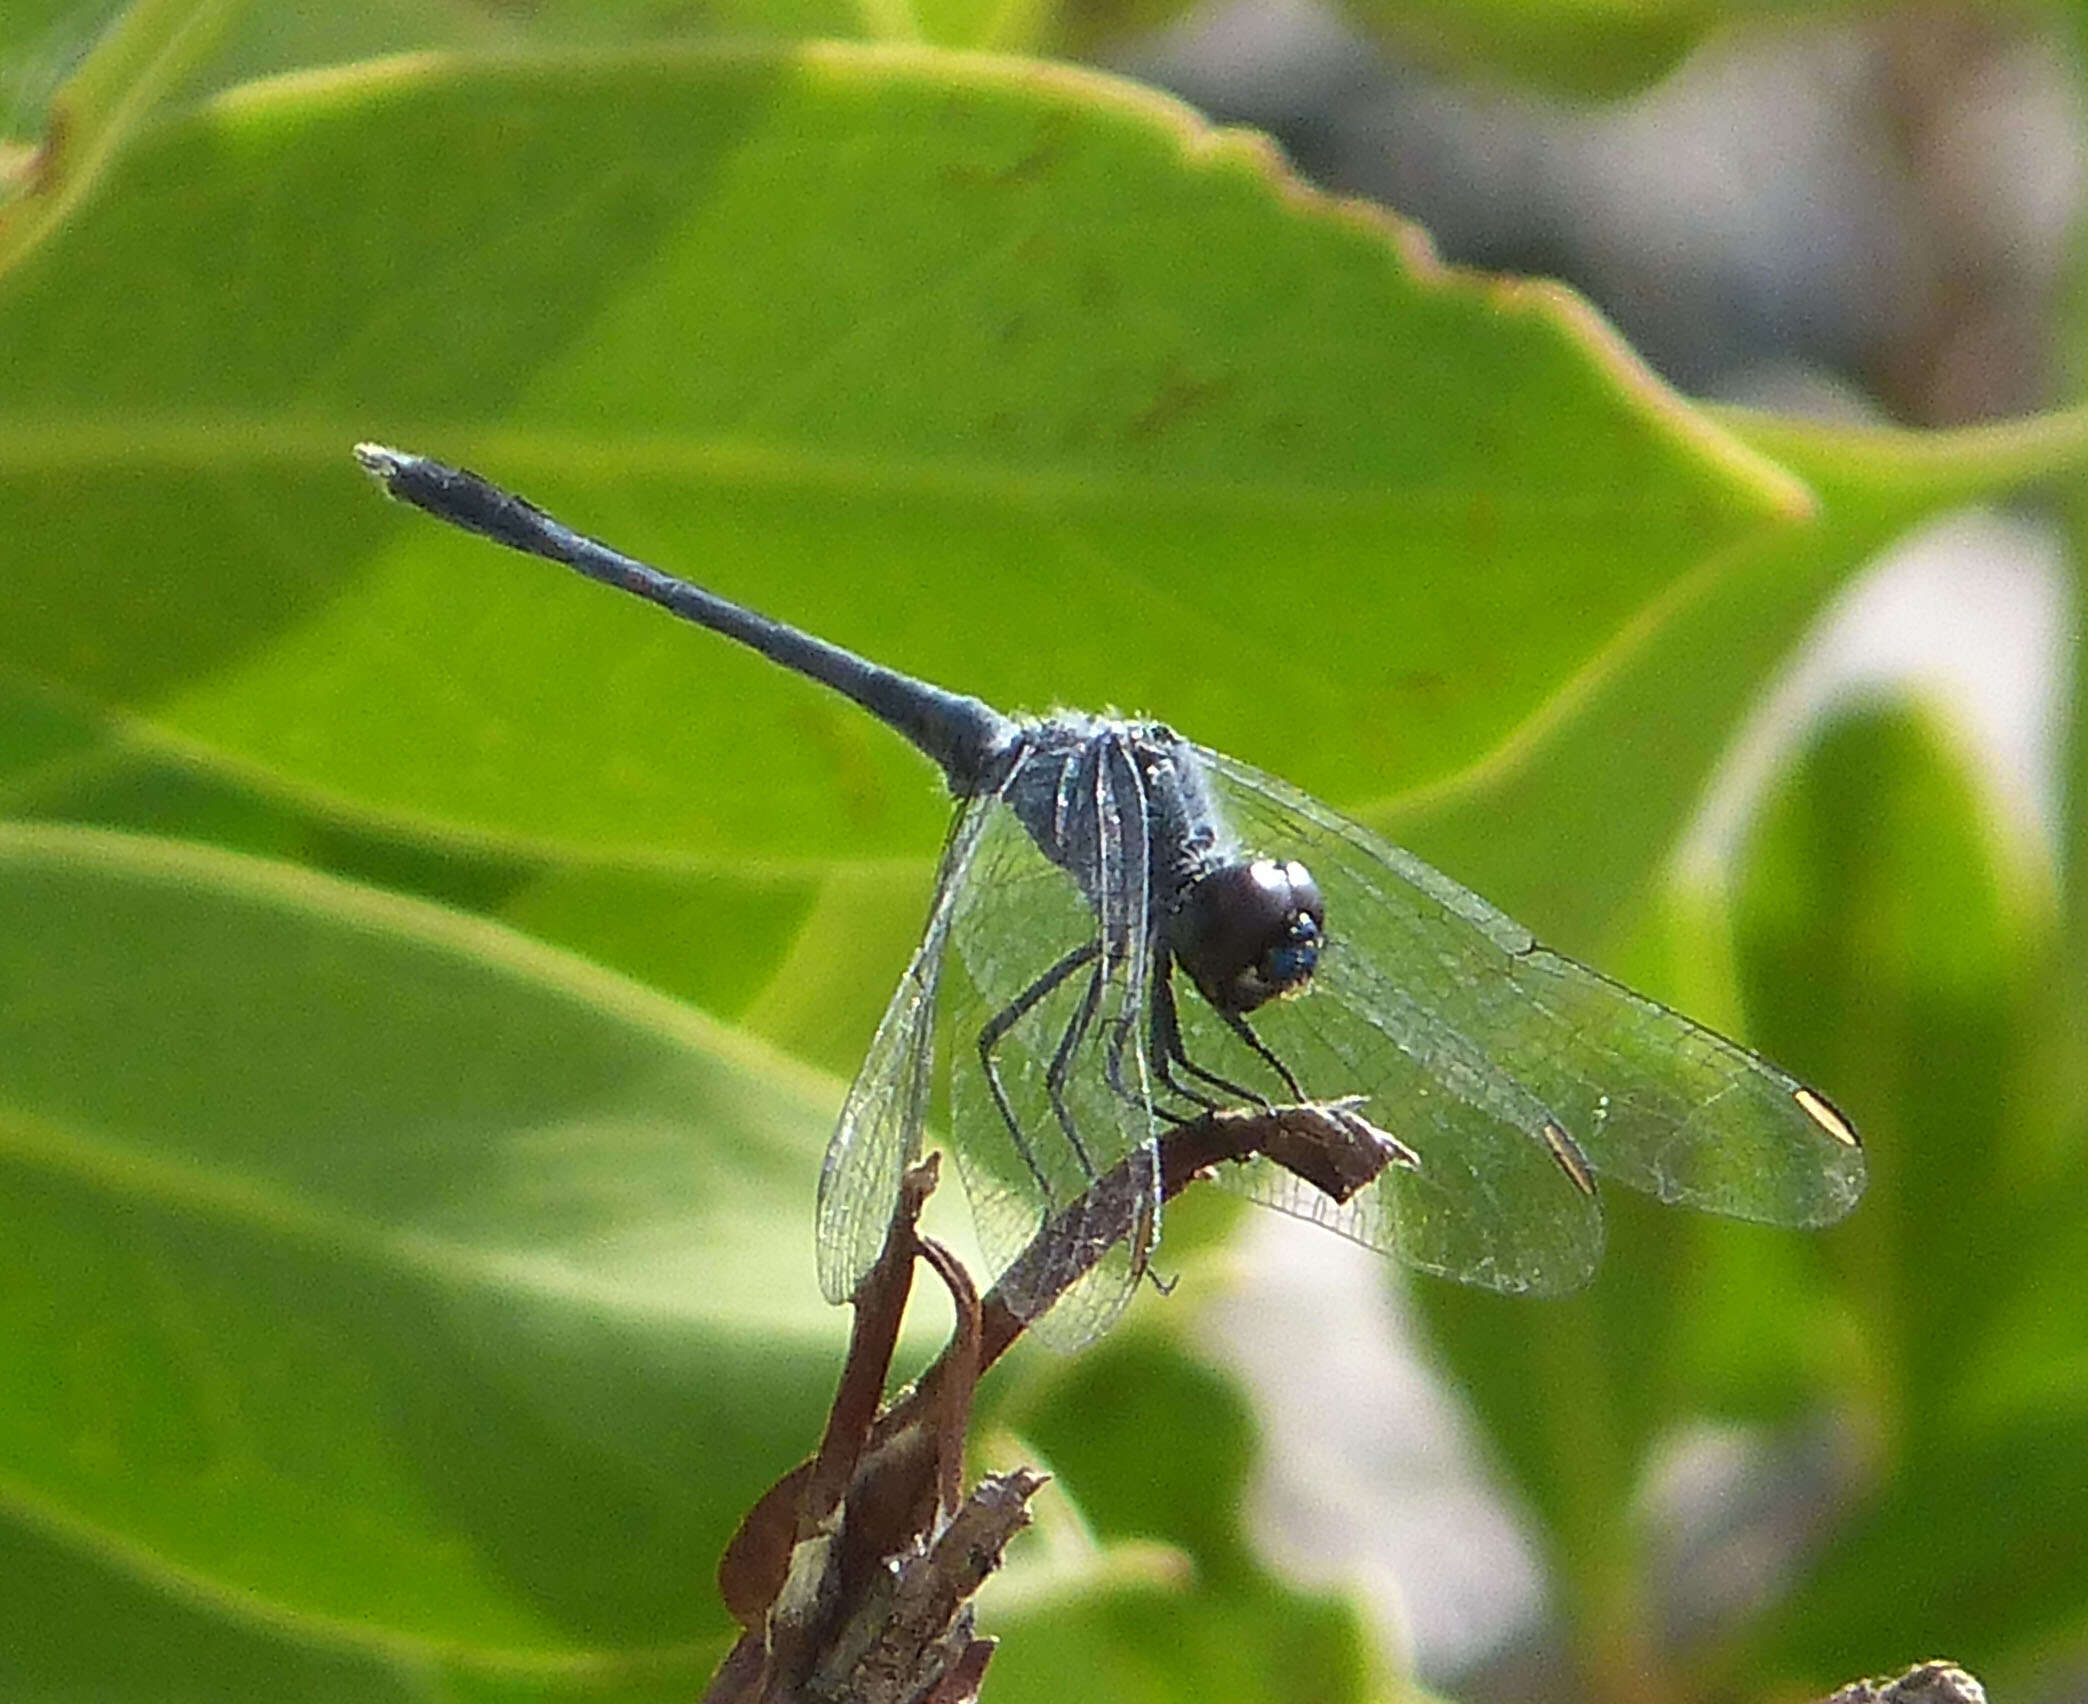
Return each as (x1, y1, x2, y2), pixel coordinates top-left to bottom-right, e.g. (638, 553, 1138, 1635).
(1074, 950, 1204, 1120)
(1221, 1010, 1306, 1101)
(978, 941, 1100, 1195)
(1041, 954, 1108, 1176)
(1141, 959, 1227, 1114)
(1147, 954, 1302, 1110)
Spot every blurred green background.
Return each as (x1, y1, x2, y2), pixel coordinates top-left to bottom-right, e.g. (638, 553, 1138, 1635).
(2, 2, 2086, 1701)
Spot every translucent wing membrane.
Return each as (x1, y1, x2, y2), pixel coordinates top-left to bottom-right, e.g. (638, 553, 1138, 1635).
(1150, 800, 1604, 1292)
(1182, 940, 1607, 1295)
(817, 730, 1164, 1346)
(815, 791, 998, 1306)
(942, 737, 1162, 1350)
(1199, 751, 1866, 1245)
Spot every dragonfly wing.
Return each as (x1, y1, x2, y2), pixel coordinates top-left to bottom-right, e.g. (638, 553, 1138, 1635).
(943, 732, 1162, 1349)
(1161, 878, 1607, 1294)
(1203, 751, 1866, 1234)
(814, 788, 997, 1306)
(1485, 948, 1864, 1223)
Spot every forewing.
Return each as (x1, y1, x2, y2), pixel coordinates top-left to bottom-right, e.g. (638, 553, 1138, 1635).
(1157, 864, 1604, 1294)
(1204, 751, 1866, 1232)
(943, 733, 1161, 1349)
(814, 790, 996, 1306)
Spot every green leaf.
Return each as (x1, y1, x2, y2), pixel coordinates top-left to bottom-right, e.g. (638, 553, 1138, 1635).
(981, 1324, 1382, 1704)
(1421, 694, 2082, 1691)
(1, 0, 1217, 235)
(0, 694, 927, 1079)
(1729, 707, 2086, 1686)
(1403, 414, 2088, 1690)
(1382, 405, 2088, 960)
(1337, 0, 1706, 100)
(0, 822, 851, 1695)
(0, 43, 1806, 873)
(1, 1509, 431, 1703)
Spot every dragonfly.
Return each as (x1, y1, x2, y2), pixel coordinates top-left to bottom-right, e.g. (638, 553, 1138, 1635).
(357, 444, 1866, 1347)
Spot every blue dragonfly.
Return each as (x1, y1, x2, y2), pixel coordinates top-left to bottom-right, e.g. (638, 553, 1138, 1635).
(358, 444, 1865, 1347)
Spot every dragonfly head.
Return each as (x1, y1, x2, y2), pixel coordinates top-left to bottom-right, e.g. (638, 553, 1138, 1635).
(1171, 857, 1325, 1015)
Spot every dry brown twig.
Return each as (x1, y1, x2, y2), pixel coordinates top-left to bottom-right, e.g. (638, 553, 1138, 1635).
(703, 1098, 1413, 1704)
(1820, 1662, 1987, 1704)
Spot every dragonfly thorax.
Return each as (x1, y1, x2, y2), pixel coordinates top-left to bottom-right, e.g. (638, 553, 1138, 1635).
(1168, 857, 1324, 1016)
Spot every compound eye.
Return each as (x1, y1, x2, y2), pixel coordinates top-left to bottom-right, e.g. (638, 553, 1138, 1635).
(1253, 861, 1322, 992)
(1170, 857, 1327, 1014)
(1277, 860, 1323, 929)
